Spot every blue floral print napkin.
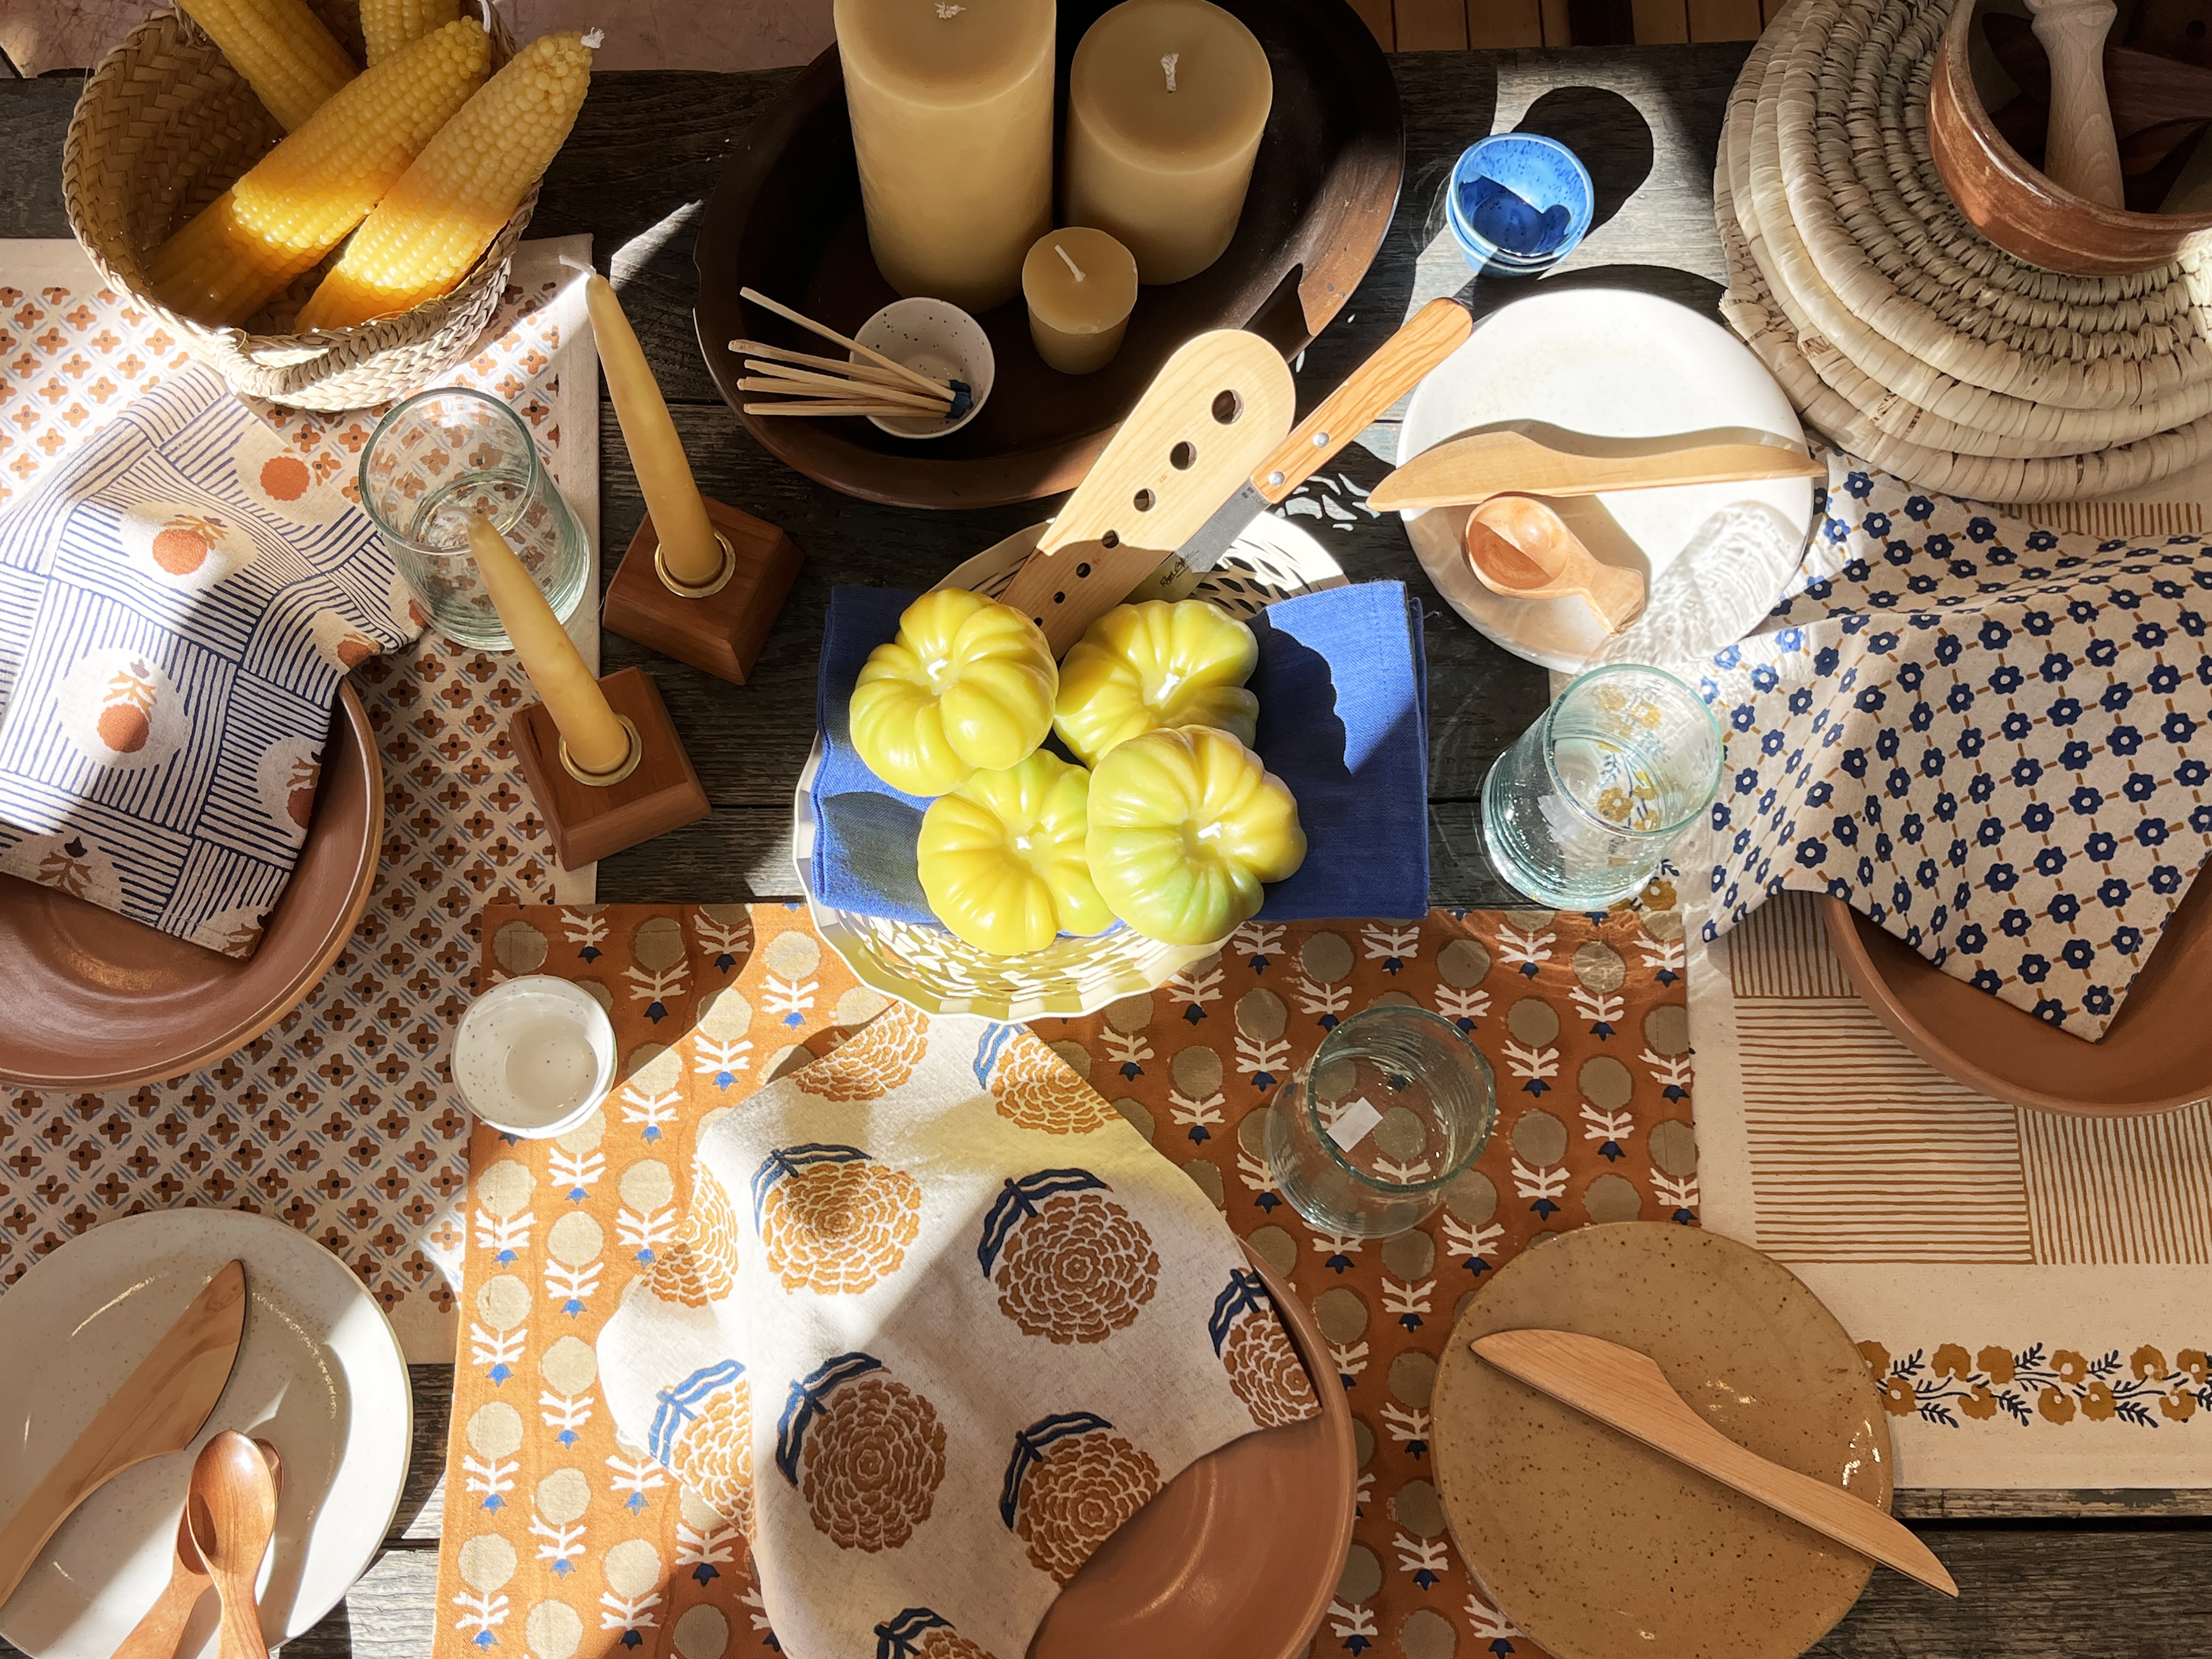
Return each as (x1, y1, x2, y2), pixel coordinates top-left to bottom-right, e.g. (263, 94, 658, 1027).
(1700, 454, 2212, 1039)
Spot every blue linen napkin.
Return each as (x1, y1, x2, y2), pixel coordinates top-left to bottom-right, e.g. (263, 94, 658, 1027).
(810, 580, 1430, 928)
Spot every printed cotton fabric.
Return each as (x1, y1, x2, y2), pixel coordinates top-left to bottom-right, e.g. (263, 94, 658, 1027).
(0, 363, 413, 954)
(596, 1004, 1319, 1659)
(1701, 455, 2212, 1038)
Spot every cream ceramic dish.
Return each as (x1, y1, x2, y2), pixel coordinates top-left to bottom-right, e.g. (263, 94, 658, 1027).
(1396, 286, 1815, 673)
(852, 297, 994, 440)
(1432, 1222, 1892, 1659)
(0, 1211, 411, 1659)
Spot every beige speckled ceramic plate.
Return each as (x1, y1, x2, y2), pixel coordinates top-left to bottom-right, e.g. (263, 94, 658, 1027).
(1432, 1223, 1892, 1659)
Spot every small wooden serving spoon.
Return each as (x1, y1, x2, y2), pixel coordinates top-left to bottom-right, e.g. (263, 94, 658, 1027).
(1462, 495, 1647, 633)
(184, 1433, 278, 1659)
(112, 1440, 281, 1659)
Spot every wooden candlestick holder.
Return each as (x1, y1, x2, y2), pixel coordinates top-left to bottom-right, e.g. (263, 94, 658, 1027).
(509, 665, 709, 870)
(602, 496, 804, 685)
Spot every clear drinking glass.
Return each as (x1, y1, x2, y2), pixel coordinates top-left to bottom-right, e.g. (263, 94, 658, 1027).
(1482, 663, 1723, 910)
(360, 387, 589, 649)
(1264, 1005, 1497, 1238)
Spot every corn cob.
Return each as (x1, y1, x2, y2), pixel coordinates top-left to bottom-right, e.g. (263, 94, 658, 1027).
(360, 0, 461, 65)
(295, 30, 596, 331)
(146, 19, 491, 329)
(176, 0, 358, 131)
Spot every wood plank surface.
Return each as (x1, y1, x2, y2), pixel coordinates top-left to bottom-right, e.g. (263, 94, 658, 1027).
(1396, 0, 1470, 50)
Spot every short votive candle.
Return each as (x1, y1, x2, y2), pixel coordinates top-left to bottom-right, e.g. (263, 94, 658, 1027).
(1021, 228, 1139, 374)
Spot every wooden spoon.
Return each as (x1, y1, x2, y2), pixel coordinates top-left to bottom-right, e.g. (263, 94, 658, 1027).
(1462, 495, 1647, 633)
(2029, 0, 2127, 205)
(111, 1441, 280, 1659)
(183, 1433, 278, 1659)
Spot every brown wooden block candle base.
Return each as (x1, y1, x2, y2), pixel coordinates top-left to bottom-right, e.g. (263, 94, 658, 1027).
(510, 665, 709, 870)
(602, 496, 804, 684)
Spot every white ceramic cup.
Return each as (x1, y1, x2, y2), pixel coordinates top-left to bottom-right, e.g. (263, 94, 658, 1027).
(450, 974, 617, 1138)
(853, 297, 995, 440)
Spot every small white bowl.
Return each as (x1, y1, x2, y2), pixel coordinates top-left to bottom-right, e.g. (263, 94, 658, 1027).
(853, 297, 993, 440)
(450, 974, 617, 1139)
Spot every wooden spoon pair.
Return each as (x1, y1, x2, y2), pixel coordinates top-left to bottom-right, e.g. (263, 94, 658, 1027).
(110, 1433, 280, 1659)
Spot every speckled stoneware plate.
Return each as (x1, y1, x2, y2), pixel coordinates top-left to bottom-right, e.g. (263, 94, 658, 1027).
(0, 1210, 411, 1659)
(793, 512, 1346, 1020)
(1431, 1222, 1892, 1659)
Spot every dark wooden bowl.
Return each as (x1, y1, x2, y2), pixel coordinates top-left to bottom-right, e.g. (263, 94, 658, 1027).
(692, 0, 1402, 510)
(1928, 0, 2212, 276)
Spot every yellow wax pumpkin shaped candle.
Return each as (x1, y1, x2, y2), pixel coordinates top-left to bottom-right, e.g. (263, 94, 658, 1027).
(850, 588, 1057, 796)
(1053, 598, 1259, 766)
(1086, 724, 1304, 945)
(917, 750, 1116, 955)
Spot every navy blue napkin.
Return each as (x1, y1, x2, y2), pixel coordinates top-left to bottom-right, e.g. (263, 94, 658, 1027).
(810, 581, 1430, 928)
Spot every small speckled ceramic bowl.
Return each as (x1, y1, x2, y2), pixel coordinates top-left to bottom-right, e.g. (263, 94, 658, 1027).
(852, 296, 994, 440)
(1446, 134, 1594, 274)
(451, 973, 617, 1139)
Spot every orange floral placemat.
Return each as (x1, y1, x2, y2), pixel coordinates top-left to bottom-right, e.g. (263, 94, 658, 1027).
(436, 901, 1697, 1659)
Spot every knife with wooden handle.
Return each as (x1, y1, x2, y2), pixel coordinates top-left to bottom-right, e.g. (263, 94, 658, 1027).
(1368, 430, 1826, 513)
(1472, 1327, 1958, 1597)
(0, 1259, 247, 1609)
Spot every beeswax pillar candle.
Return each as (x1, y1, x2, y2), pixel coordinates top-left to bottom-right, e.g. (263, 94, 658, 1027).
(1021, 228, 1139, 374)
(469, 516, 632, 775)
(835, 0, 1054, 312)
(585, 274, 722, 588)
(1065, 0, 1273, 286)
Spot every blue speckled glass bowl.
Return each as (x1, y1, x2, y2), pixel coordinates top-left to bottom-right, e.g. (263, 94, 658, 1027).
(1446, 134, 1595, 274)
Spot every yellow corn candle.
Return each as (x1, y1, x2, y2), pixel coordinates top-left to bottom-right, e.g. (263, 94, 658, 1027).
(584, 275, 723, 588)
(835, 0, 1054, 311)
(467, 516, 631, 776)
(1065, 0, 1273, 286)
(1021, 228, 1139, 375)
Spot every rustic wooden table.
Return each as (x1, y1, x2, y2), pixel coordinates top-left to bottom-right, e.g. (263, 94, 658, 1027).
(0, 40, 2207, 1659)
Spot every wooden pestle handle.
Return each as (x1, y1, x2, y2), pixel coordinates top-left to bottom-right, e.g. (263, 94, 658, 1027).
(2029, 0, 2125, 207)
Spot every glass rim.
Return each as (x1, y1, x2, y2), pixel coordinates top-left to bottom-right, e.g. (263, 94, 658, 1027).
(1296, 1004, 1497, 1195)
(357, 386, 547, 556)
(1537, 661, 1724, 841)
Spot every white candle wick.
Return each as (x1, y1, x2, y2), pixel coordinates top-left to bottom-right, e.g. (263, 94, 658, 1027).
(934, 2, 963, 15)
(1054, 242, 1087, 282)
(1161, 51, 1179, 91)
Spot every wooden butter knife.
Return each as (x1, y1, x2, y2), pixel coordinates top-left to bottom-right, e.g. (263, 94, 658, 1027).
(1368, 430, 1826, 513)
(0, 1259, 248, 1609)
(1471, 1327, 1958, 1596)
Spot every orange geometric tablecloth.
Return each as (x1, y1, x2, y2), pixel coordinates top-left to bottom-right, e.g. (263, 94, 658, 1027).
(436, 901, 1699, 1659)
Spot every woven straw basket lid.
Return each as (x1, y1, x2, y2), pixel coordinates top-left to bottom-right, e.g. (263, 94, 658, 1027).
(61, 0, 538, 412)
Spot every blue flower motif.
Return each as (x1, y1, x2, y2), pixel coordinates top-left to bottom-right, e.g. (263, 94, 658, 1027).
(2111, 725, 2143, 757)
(1844, 470, 1874, 499)
(2047, 892, 2080, 925)
(2001, 712, 2033, 743)
(2164, 711, 2199, 744)
(2033, 846, 2069, 878)
(2151, 863, 2184, 894)
(2021, 801, 2054, 834)
(2017, 954, 2052, 984)
(2083, 985, 2115, 1017)
(2011, 757, 2044, 788)
(1971, 967, 2004, 992)
(1956, 923, 1987, 952)
(2062, 940, 2095, 971)
(1976, 816, 2006, 846)
(1796, 840, 1828, 866)
(2000, 907, 2033, 938)
(2097, 877, 2132, 909)
(1987, 862, 2020, 892)
(1861, 510, 1891, 536)
(2087, 830, 2120, 860)
(1905, 494, 1935, 521)
(2178, 758, 2210, 787)
(2113, 925, 2144, 953)
(2048, 696, 2083, 727)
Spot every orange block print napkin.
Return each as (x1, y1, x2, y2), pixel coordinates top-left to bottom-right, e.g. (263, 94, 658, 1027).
(595, 1005, 1321, 1659)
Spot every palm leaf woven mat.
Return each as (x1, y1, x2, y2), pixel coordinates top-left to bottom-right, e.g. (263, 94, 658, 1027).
(436, 901, 1697, 1659)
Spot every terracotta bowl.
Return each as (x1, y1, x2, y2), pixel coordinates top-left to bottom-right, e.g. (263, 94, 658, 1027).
(1928, 0, 2212, 275)
(0, 685, 381, 1092)
(1821, 878, 2212, 1117)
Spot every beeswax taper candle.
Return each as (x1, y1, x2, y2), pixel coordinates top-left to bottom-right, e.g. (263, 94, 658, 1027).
(585, 274, 723, 588)
(469, 515, 632, 776)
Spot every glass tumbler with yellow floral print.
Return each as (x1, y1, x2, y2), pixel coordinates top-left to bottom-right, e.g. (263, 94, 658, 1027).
(1482, 663, 1721, 910)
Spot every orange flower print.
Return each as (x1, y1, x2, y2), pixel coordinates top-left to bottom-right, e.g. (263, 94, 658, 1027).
(2131, 1345, 2169, 1381)
(2162, 1390, 2198, 1422)
(873, 1608, 999, 1659)
(1209, 1268, 1319, 1430)
(1879, 1376, 1917, 1416)
(2181, 1349, 2209, 1384)
(797, 1002, 930, 1102)
(2051, 1349, 2091, 1385)
(777, 1353, 946, 1551)
(95, 660, 157, 753)
(148, 512, 226, 575)
(650, 1360, 754, 1536)
(1931, 1344, 1973, 1380)
(648, 1166, 740, 1308)
(2081, 1381, 2118, 1422)
(257, 454, 313, 502)
(1856, 1341, 1891, 1380)
(980, 1171, 1158, 1344)
(34, 834, 97, 898)
(283, 753, 321, 830)
(1001, 1412, 1161, 1584)
(975, 1025, 1113, 1135)
(752, 1145, 922, 1296)
(1960, 1385, 2000, 1421)
(1977, 1344, 2015, 1384)
(2039, 1387, 2077, 1425)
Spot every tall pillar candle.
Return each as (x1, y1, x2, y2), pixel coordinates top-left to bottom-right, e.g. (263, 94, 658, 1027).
(1065, 0, 1273, 286)
(835, 0, 1054, 312)
(585, 274, 723, 588)
(469, 516, 632, 776)
(1022, 227, 1139, 374)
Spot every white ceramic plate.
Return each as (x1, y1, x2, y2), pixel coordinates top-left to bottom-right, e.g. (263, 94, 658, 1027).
(0, 1211, 411, 1659)
(1396, 286, 1815, 674)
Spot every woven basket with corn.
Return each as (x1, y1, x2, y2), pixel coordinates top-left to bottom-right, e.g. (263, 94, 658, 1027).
(62, 0, 595, 409)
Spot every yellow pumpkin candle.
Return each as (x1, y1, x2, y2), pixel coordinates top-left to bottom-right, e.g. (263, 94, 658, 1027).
(918, 750, 1116, 954)
(1087, 724, 1304, 944)
(1021, 227, 1139, 375)
(1054, 598, 1258, 765)
(467, 515, 631, 776)
(849, 588, 1057, 796)
(585, 274, 723, 588)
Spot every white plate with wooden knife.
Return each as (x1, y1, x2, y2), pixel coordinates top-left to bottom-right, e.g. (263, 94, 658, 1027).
(0, 1210, 409, 1659)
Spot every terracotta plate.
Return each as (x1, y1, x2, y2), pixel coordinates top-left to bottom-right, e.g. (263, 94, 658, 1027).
(1822, 884, 2212, 1116)
(1432, 1223, 1892, 1659)
(0, 684, 380, 1091)
(692, 0, 1403, 509)
(1030, 1250, 1355, 1659)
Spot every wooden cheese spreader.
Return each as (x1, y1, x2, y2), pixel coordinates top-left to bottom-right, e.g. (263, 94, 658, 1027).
(1368, 430, 1827, 513)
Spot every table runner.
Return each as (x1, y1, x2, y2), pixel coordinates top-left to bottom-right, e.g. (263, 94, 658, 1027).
(435, 901, 1698, 1659)
(0, 237, 599, 1360)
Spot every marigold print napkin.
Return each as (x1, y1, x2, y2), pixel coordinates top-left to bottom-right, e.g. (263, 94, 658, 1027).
(595, 1004, 1321, 1659)
(0, 364, 413, 955)
(1700, 453, 2212, 1038)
